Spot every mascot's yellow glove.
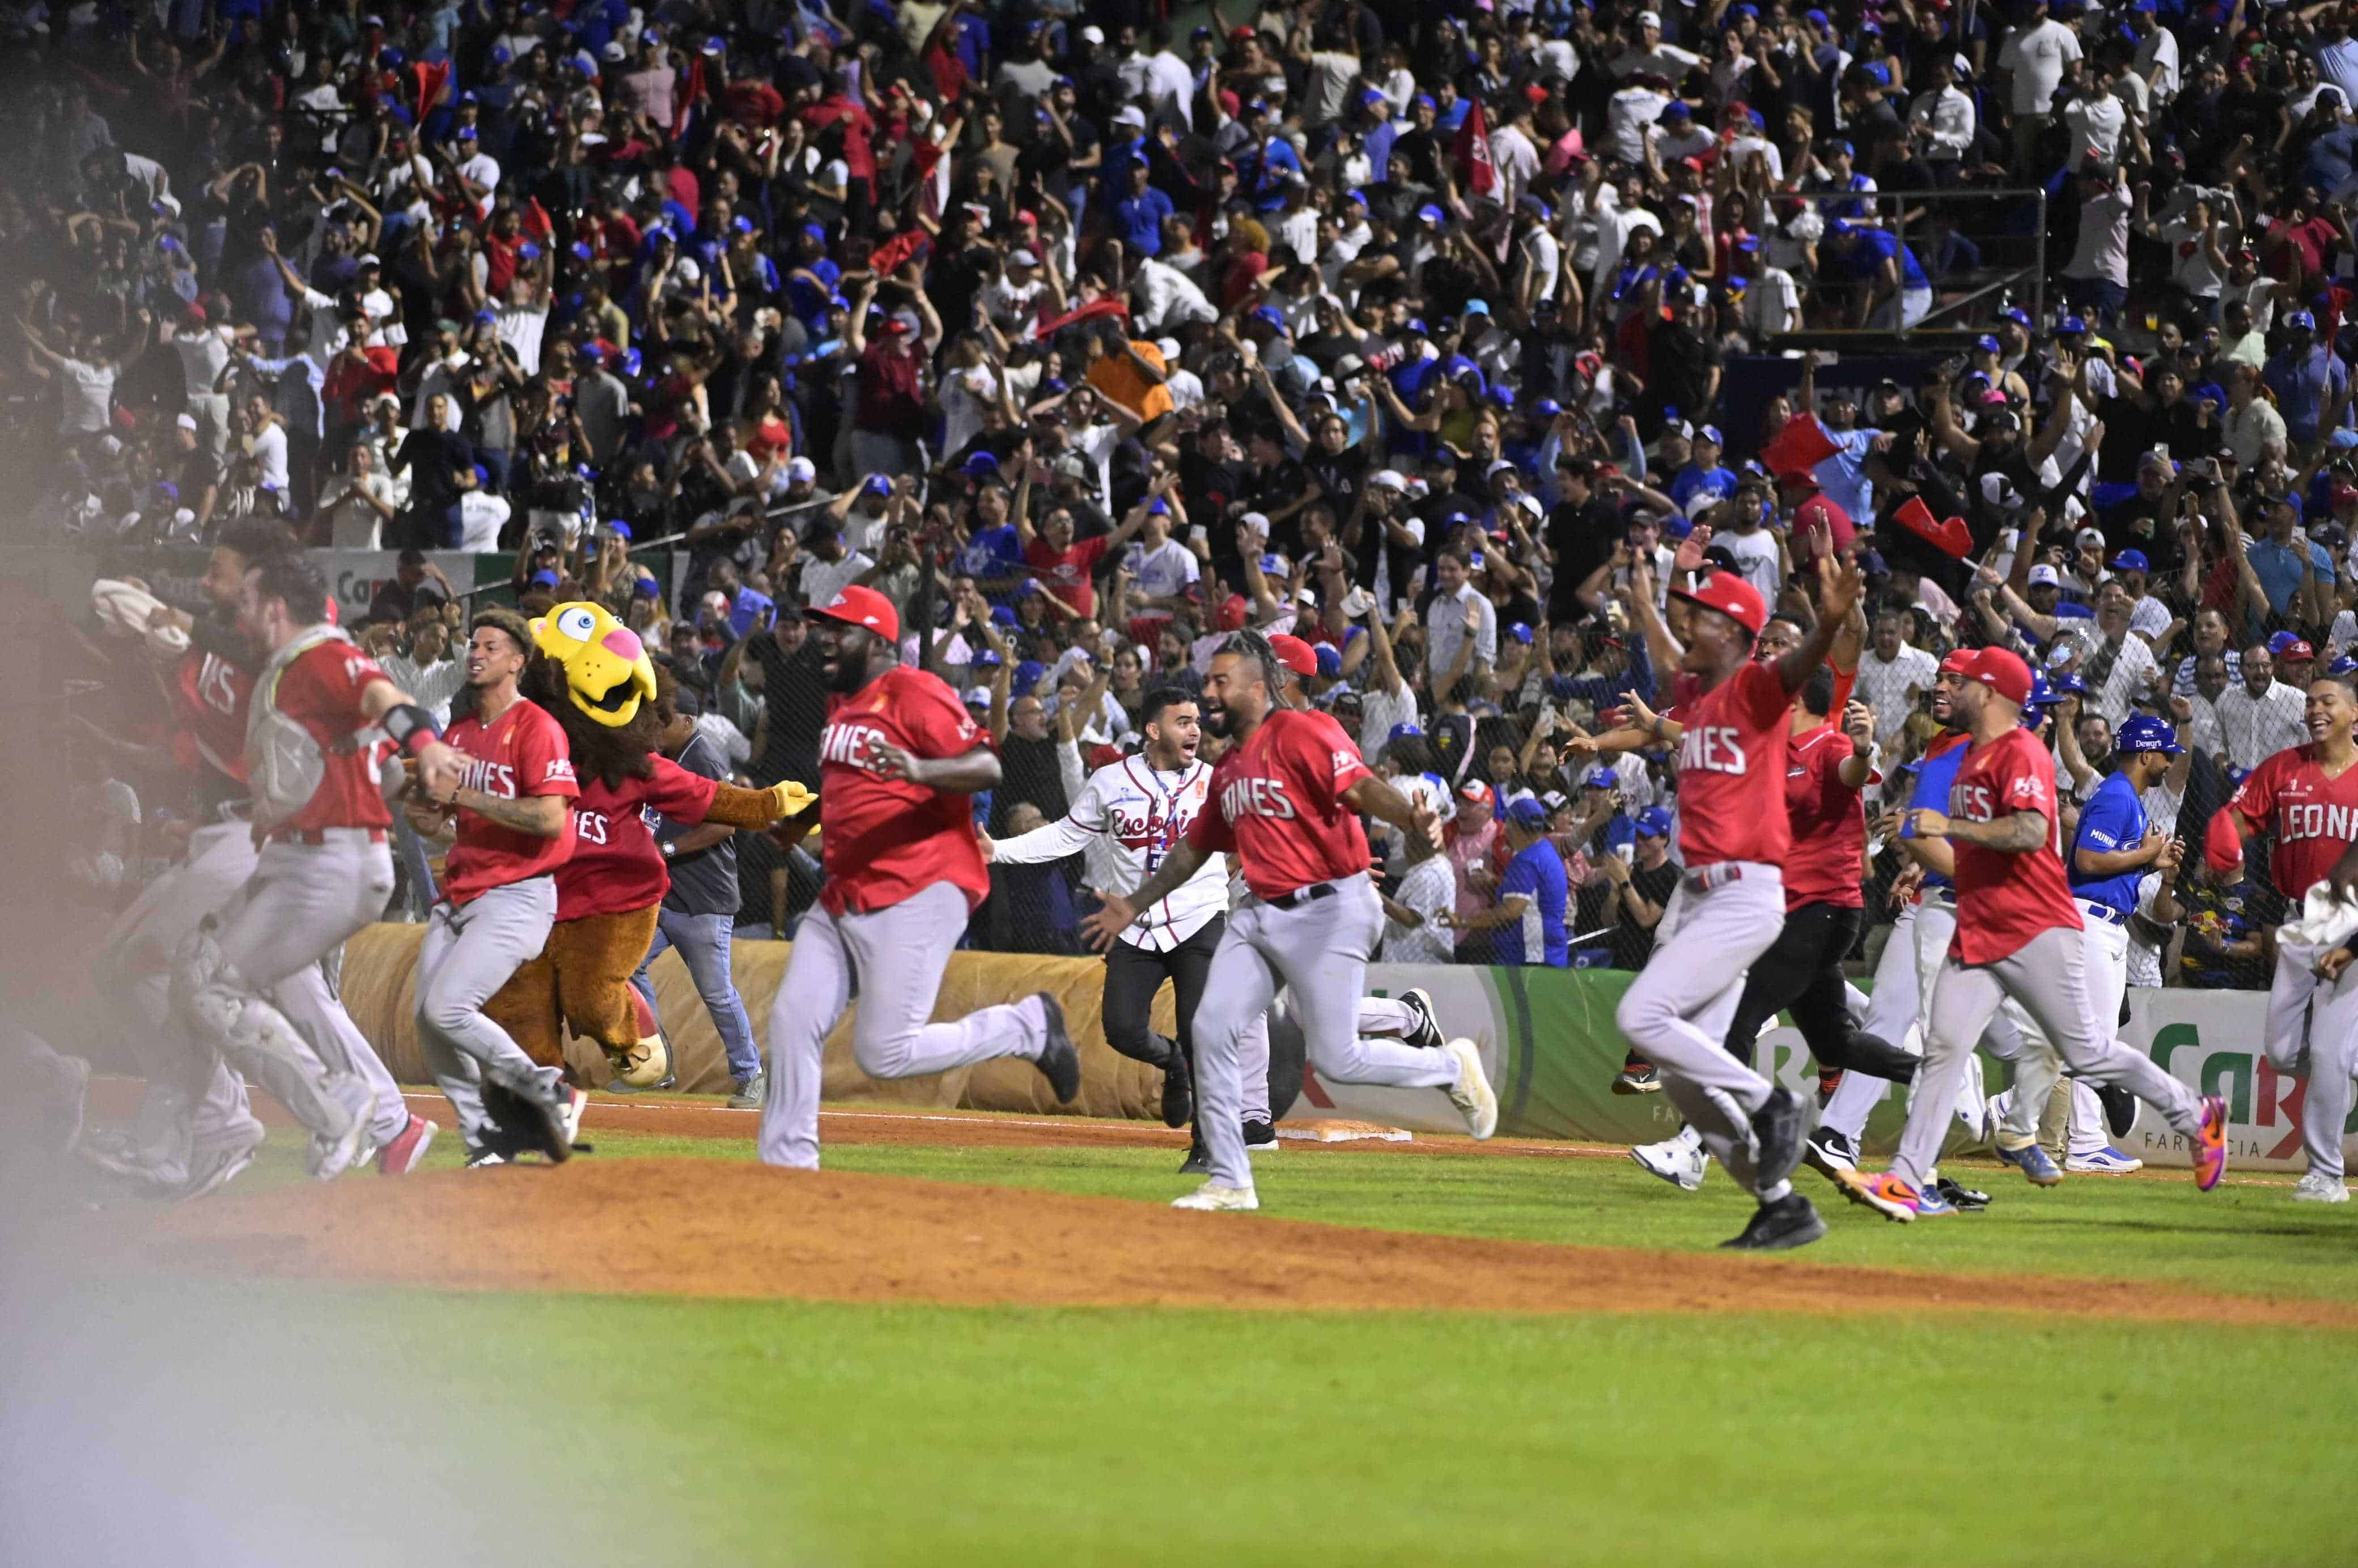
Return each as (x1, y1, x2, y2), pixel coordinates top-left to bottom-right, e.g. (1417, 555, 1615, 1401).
(771, 779, 818, 818)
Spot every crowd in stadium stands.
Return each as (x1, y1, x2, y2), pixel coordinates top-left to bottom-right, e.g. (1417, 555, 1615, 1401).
(20, 0, 2358, 988)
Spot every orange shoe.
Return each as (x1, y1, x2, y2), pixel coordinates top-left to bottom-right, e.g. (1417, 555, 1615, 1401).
(1837, 1169, 1925, 1223)
(2194, 1095, 2228, 1192)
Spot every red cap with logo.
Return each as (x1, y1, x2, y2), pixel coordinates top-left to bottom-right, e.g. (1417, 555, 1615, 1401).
(1670, 571, 1768, 636)
(809, 584, 900, 643)
(1963, 645, 2032, 704)
(1937, 648, 1977, 676)
(1268, 633, 1318, 677)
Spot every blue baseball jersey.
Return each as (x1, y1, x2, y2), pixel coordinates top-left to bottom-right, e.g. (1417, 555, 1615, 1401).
(1495, 839, 1570, 967)
(1899, 732, 1972, 891)
(2068, 771, 2147, 916)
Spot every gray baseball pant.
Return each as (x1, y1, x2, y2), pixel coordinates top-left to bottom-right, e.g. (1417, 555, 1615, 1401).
(1190, 876, 1460, 1191)
(1894, 924, 2204, 1191)
(2264, 942, 2358, 1182)
(1822, 896, 2046, 1145)
(1614, 867, 1784, 1195)
(760, 881, 1052, 1169)
(415, 876, 562, 1149)
(101, 825, 266, 1174)
(173, 833, 397, 1145)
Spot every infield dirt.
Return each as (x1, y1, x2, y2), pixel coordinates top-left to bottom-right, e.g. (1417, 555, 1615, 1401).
(135, 1155, 2358, 1328)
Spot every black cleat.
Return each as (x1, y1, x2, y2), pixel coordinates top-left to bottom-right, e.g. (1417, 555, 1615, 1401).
(1934, 1175, 1991, 1211)
(1398, 988, 1447, 1051)
(1803, 1126, 1859, 1180)
(1178, 1142, 1211, 1176)
(1243, 1118, 1278, 1151)
(1719, 1193, 1828, 1251)
(2098, 1083, 2139, 1141)
(1612, 1063, 1663, 1095)
(1160, 1050, 1193, 1129)
(1033, 993, 1081, 1103)
(1750, 1086, 1810, 1189)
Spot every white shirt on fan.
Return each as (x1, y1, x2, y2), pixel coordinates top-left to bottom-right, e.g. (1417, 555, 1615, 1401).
(988, 755, 1227, 950)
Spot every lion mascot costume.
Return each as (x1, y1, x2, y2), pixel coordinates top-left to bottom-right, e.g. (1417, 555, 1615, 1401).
(484, 601, 813, 1087)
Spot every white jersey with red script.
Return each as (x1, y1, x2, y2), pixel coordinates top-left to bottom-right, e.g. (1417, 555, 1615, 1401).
(989, 755, 1223, 950)
(1947, 724, 2079, 964)
(1186, 708, 1374, 901)
(1669, 660, 1793, 868)
(440, 698, 579, 904)
(815, 665, 993, 916)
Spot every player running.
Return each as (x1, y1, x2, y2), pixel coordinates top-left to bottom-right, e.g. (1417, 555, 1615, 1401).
(169, 553, 464, 1182)
(1608, 552, 1863, 1251)
(2205, 668, 2358, 1202)
(1842, 648, 2228, 1222)
(404, 608, 586, 1165)
(1083, 630, 1495, 1212)
(758, 587, 1080, 1170)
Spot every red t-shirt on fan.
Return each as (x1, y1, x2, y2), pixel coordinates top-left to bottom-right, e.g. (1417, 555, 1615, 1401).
(816, 665, 993, 915)
(1186, 708, 1373, 900)
(558, 757, 720, 921)
(268, 640, 397, 833)
(1669, 660, 1793, 868)
(1946, 726, 2076, 963)
(2230, 743, 2358, 899)
(1782, 724, 1867, 910)
(441, 699, 579, 905)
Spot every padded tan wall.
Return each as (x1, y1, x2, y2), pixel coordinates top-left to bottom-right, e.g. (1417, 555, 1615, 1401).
(340, 924, 1176, 1119)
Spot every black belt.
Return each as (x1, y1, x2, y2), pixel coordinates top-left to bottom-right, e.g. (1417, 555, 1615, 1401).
(1267, 881, 1338, 910)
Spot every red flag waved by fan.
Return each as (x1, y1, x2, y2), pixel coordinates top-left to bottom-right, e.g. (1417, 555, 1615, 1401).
(1892, 495, 1974, 559)
(1759, 412, 1840, 477)
(1456, 96, 1496, 198)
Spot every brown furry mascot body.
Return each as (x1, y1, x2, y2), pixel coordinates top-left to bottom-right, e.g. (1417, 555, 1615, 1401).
(486, 653, 807, 1081)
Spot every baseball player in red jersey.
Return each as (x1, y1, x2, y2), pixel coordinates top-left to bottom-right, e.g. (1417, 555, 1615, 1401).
(92, 525, 427, 1192)
(1610, 553, 1861, 1251)
(1083, 630, 1498, 1212)
(2208, 669, 2358, 1201)
(760, 587, 1080, 1169)
(1844, 648, 2229, 1220)
(168, 553, 466, 1181)
(405, 608, 584, 1165)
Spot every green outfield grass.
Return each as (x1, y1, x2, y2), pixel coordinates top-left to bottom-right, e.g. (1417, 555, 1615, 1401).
(60, 1116, 2356, 1566)
(33, 1273, 2358, 1568)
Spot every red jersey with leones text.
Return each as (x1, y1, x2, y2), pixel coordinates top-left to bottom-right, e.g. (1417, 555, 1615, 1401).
(1187, 708, 1373, 900)
(440, 698, 578, 904)
(815, 665, 992, 915)
(557, 757, 720, 921)
(1947, 725, 2077, 963)
(1782, 723, 1867, 910)
(268, 640, 396, 834)
(1669, 660, 1793, 868)
(173, 648, 252, 784)
(2229, 743, 2358, 899)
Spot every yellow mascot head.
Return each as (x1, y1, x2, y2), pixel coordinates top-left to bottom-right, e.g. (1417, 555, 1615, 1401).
(531, 601, 658, 728)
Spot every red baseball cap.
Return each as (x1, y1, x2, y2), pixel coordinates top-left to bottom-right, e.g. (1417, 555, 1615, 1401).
(809, 584, 900, 643)
(1937, 648, 1977, 677)
(2281, 639, 2318, 662)
(1268, 633, 1318, 677)
(1670, 571, 1768, 636)
(1215, 593, 1249, 632)
(1963, 646, 2032, 705)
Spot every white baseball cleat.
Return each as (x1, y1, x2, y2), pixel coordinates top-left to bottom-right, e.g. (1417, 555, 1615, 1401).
(1443, 1038, 1499, 1140)
(1629, 1133, 1708, 1192)
(2292, 1171, 2351, 1204)
(307, 1112, 371, 1181)
(1172, 1182, 1258, 1211)
(559, 1085, 588, 1144)
(2064, 1145, 2144, 1174)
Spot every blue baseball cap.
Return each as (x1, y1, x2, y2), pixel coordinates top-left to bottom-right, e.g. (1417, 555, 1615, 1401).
(862, 474, 894, 498)
(2116, 714, 2185, 755)
(1013, 658, 1046, 692)
(2289, 309, 2318, 330)
(1635, 806, 1674, 837)
(529, 568, 560, 587)
(604, 520, 632, 540)
(1507, 622, 1533, 644)
(1417, 204, 1446, 225)
(1975, 334, 2001, 352)
(1584, 767, 1619, 789)
(2048, 670, 2088, 696)
(1505, 797, 1549, 828)
(2055, 315, 2088, 335)
(1660, 101, 1690, 121)
(1315, 644, 1342, 676)
(1388, 721, 1424, 742)
(960, 451, 1002, 477)
(1697, 424, 1723, 444)
(2001, 307, 2032, 327)
(2109, 548, 2150, 572)
(2270, 630, 2306, 656)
